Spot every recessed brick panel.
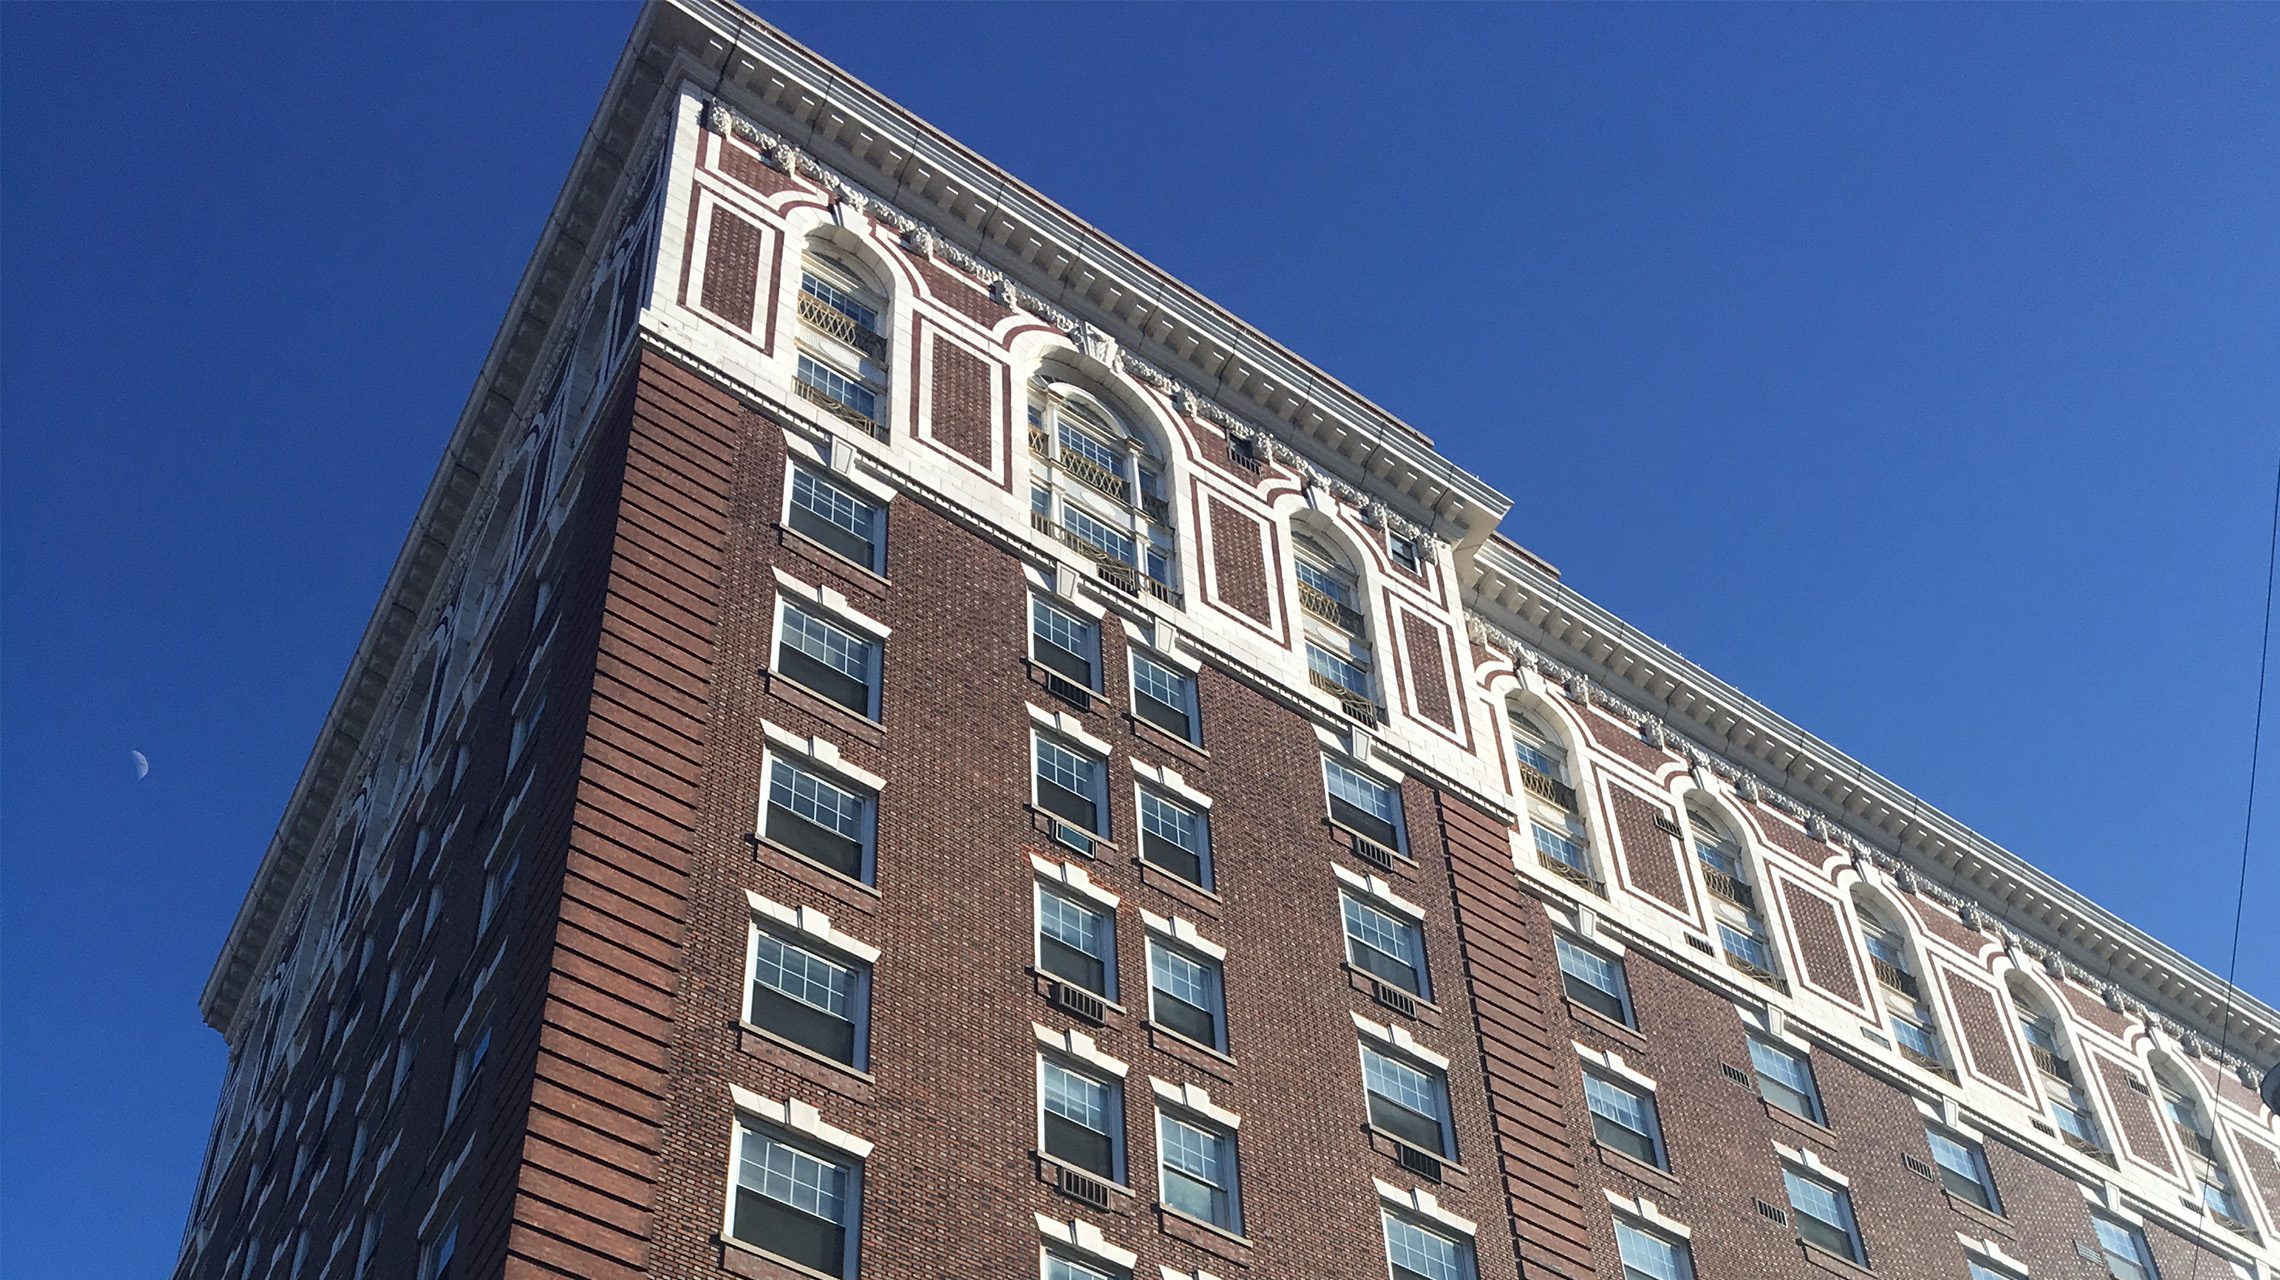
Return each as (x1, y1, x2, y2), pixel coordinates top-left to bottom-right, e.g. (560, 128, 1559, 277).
(1400, 611, 1454, 730)
(1941, 968, 2025, 1093)
(2230, 1132, 2280, 1234)
(1205, 497, 1272, 624)
(2095, 1055, 2174, 1173)
(700, 204, 763, 332)
(1779, 879, 1863, 1007)
(1607, 785, 1690, 915)
(928, 336, 992, 464)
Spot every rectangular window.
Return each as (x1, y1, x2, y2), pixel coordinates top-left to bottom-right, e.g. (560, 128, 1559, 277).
(1783, 1167, 1864, 1263)
(1036, 886, 1115, 997)
(787, 467, 884, 571)
(1325, 757, 1404, 849)
(1554, 937, 1630, 1025)
(748, 927, 868, 1067)
(1362, 1043, 1454, 1156)
(1748, 1035, 1824, 1123)
(1533, 822, 1590, 877)
(1039, 1057, 1121, 1179)
(1614, 1219, 1694, 1280)
(2092, 1214, 2158, 1280)
(445, 1024, 490, 1124)
(777, 602, 880, 718)
(764, 758, 876, 882)
(1390, 533, 1423, 574)
(1033, 734, 1107, 838)
(1718, 922, 1775, 975)
(1925, 1125, 1999, 1213)
(797, 353, 878, 423)
(1382, 1211, 1475, 1280)
(1344, 894, 1429, 998)
(1969, 1263, 2026, 1280)
(1057, 421, 1124, 476)
(1031, 597, 1101, 689)
(1044, 1253, 1121, 1280)
(1147, 937, 1225, 1049)
(1583, 1073, 1664, 1167)
(801, 271, 880, 337)
(731, 1124, 861, 1278)
(1131, 652, 1199, 743)
(1062, 504, 1137, 567)
(1137, 789, 1211, 887)
(1158, 1110, 1241, 1231)
(2053, 1087, 2103, 1148)
(1306, 641, 1373, 697)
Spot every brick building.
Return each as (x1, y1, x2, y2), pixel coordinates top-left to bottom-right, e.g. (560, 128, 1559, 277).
(172, 5, 2280, 1280)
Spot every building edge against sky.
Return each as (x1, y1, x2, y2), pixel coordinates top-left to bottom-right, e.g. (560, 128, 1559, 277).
(176, 3, 2280, 1279)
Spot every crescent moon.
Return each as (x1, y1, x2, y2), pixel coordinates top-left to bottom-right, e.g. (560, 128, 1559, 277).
(131, 750, 150, 780)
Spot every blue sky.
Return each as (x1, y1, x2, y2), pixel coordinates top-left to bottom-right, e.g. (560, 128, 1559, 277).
(3, 3, 2275, 1274)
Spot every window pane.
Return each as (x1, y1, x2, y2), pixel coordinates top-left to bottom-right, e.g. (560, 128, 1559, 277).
(1149, 941, 1222, 1046)
(1554, 939, 1628, 1024)
(1364, 1045, 1450, 1154)
(1533, 823, 1588, 873)
(1038, 890, 1111, 994)
(1062, 505, 1137, 566)
(1158, 1112, 1235, 1228)
(1131, 654, 1196, 741)
(779, 606, 875, 714)
(749, 932, 859, 1063)
(1345, 896, 1425, 995)
(766, 762, 869, 878)
(1326, 758, 1401, 846)
(1306, 642, 1372, 696)
(787, 469, 880, 567)
(1584, 1075, 1660, 1165)
(1034, 737, 1102, 832)
(797, 354, 877, 420)
(1041, 1060, 1116, 1176)
(1614, 1221, 1689, 1280)
(1138, 790, 1209, 885)
(1383, 1213, 1468, 1280)
(1045, 1255, 1116, 1280)
(1784, 1170, 1859, 1260)
(1749, 1037, 1821, 1122)
(1031, 598, 1098, 686)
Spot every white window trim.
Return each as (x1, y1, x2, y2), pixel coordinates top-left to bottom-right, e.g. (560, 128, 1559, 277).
(745, 890, 881, 964)
(1740, 1003, 1813, 1053)
(1603, 1191, 1693, 1239)
(1914, 1096, 1987, 1144)
(1573, 1042, 1658, 1093)
(1035, 1022, 1129, 1078)
(1353, 1010, 1451, 1071)
(1375, 1180, 1477, 1237)
(1031, 853, 1120, 909)
(1132, 634, 1200, 674)
(760, 722, 887, 793)
(1544, 901, 1625, 954)
(1160, 1267, 1223, 1280)
(1034, 1214, 1138, 1272)
(782, 430, 896, 503)
(729, 1085, 874, 1158)
(1957, 1235, 2029, 1277)
(1025, 562, 1109, 620)
(1151, 1077, 1241, 1129)
(1130, 759, 1211, 810)
(1141, 910, 1226, 962)
(1334, 864, 1426, 919)
(1029, 703, 1116, 758)
(772, 567, 890, 638)
(1776, 1143, 1851, 1187)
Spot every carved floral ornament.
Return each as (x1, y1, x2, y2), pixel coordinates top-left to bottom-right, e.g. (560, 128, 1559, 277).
(697, 99, 1442, 552)
(1465, 612, 2267, 1076)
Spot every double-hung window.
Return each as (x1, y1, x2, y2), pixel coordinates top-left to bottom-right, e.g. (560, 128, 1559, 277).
(1533, 821, 1592, 882)
(1390, 533, 1424, 574)
(1583, 1072, 1664, 1167)
(2051, 1083, 2104, 1150)
(1717, 921, 1776, 978)
(1157, 1109, 1241, 1231)
(1039, 1057, 1121, 1180)
(797, 353, 880, 429)
(1554, 937, 1631, 1025)
(763, 757, 877, 882)
(1968, 1263, 2026, 1280)
(1362, 1043, 1454, 1157)
(1306, 641, 1373, 699)
(1325, 756, 1404, 850)
(1137, 789, 1211, 887)
(1614, 1219, 1695, 1280)
(1036, 886, 1116, 998)
(1344, 893, 1429, 998)
(1034, 734, 1108, 841)
(731, 1123, 862, 1278)
(1925, 1125, 2000, 1213)
(1382, 1211, 1476, 1280)
(777, 602, 880, 718)
(748, 927, 869, 1067)
(787, 466, 885, 572)
(1044, 1254, 1122, 1280)
(1131, 651, 1200, 743)
(1783, 1166, 1865, 1264)
(1147, 937, 1225, 1049)
(2091, 1214, 2159, 1280)
(1031, 597, 1101, 690)
(1748, 1035, 1824, 1123)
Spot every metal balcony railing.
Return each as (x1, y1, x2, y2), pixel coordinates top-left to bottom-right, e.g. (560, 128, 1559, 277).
(796, 291, 889, 360)
(2060, 1130, 2114, 1165)
(2028, 1043, 2076, 1085)
(1871, 957, 1920, 1000)
(1538, 850, 1599, 892)
(795, 375, 887, 441)
(1028, 425, 1051, 455)
(1897, 1042, 1955, 1080)
(1517, 764, 1578, 812)
(1297, 581, 1364, 633)
(1723, 950, 1783, 990)
(1702, 866, 1756, 911)
(1059, 452, 1131, 503)
(1308, 669, 1382, 724)
(1030, 516, 1183, 607)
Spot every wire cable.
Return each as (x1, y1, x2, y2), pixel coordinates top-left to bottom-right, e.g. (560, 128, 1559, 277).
(2188, 453, 2279, 1280)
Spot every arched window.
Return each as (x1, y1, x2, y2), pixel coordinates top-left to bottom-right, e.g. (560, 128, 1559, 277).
(792, 242, 891, 440)
(2006, 975, 2107, 1157)
(1689, 805, 1777, 987)
(1292, 524, 1378, 723)
(1511, 704, 1594, 890)
(1854, 893, 1951, 1077)
(1027, 378, 1180, 606)
(2153, 1060, 2251, 1232)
